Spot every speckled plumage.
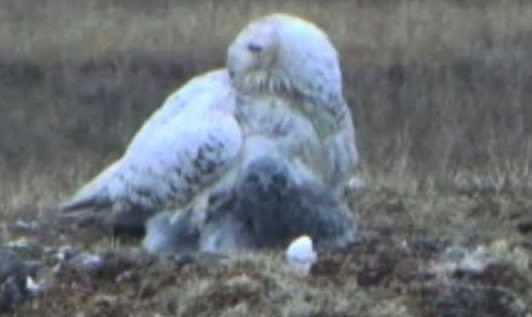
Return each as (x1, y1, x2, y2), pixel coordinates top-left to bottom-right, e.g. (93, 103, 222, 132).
(59, 70, 242, 217)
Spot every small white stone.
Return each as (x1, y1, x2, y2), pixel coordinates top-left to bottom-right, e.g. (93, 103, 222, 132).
(285, 235, 317, 276)
(53, 245, 82, 263)
(5, 238, 31, 248)
(347, 176, 366, 193)
(12, 220, 39, 230)
(26, 276, 41, 294)
(79, 253, 104, 269)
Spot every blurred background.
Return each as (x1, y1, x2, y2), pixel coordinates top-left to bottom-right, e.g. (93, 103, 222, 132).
(1, 0, 531, 208)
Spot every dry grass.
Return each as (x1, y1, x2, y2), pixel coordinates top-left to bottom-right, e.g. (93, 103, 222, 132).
(0, 0, 530, 230)
(0, 0, 530, 229)
(2, 0, 532, 64)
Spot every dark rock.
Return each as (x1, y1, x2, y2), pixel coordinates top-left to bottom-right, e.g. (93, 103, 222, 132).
(173, 253, 197, 267)
(421, 283, 529, 317)
(143, 210, 201, 254)
(470, 262, 531, 294)
(55, 248, 157, 285)
(0, 249, 31, 313)
(517, 220, 532, 235)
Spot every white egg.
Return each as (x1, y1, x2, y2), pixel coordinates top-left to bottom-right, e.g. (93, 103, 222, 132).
(26, 276, 41, 294)
(285, 235, 317, 276)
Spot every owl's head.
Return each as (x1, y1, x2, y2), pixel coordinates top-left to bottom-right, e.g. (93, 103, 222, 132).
(227, 13, 343, 104)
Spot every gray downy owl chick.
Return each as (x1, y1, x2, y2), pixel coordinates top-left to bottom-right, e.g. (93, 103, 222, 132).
(198, 153, 357, 254)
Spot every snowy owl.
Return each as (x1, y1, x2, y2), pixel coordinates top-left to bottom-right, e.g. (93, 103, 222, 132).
(59, 70, 242, 223)
(62, 13, 359, 255)
(227, 13, 358, 194)
(141, 13, 359, 254)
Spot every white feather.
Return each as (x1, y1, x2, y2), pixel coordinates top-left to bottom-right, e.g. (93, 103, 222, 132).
(61, 69, 242, 214)
(128, 69, 234, 151)
(109, 108, 242, 209)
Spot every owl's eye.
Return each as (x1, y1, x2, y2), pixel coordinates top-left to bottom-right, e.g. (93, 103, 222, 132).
(247, 43, 263, 53)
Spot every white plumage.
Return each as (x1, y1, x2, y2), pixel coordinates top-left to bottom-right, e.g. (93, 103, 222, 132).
(227, 13, 358, 194)
(62, 13, 359, 256)
(60, 70, 242, 215)
(128, 70, 235, 152)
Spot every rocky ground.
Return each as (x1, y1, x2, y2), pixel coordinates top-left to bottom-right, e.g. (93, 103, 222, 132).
(1, 177, 531, 316)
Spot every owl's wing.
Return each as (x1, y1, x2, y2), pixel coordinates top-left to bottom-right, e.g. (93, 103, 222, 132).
(60, 109, 242, 213)
(59, 70, 241, 213)
(322, 100, 358, 193)
(128, 69, 232, 151)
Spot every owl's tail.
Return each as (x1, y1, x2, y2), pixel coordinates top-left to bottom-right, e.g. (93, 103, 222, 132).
(58, 161, 120, 213)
